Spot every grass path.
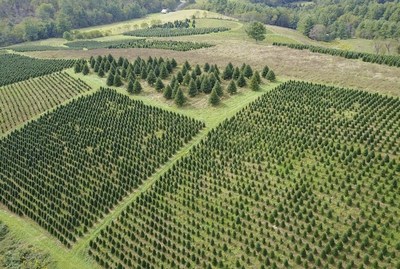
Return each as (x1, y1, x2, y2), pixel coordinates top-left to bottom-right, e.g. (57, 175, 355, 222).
(0, 69, 282, 268)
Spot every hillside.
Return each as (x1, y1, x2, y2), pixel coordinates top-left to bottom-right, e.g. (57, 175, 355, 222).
(0, 0, 180, 46)
(0, 7, 399, 269)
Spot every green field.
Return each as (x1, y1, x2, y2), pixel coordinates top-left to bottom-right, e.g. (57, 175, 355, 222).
(0, 8, 399, 269)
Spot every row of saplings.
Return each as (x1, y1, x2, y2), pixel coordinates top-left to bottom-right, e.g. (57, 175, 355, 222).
(74, 55, 276, 107)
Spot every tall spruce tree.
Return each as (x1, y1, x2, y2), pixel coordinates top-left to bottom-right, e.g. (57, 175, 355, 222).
(174, 88, 186, 106)
(213, 81, 223, 97)
(133, 80, 142, 94)
(106, 72, 114, 86)
(188, 79, 198, 97)
(163, 85, 173, 99)
(266, 70, 276, 81)
(155, 78, 165, 92)
(250, 73, 260, 91)
(209, 87, 220, 106)
(227, 80, 237, 95)
(237, 73, 246, 87)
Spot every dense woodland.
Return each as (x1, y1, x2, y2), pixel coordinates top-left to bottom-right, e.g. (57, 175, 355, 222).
(0, 0, 180, 46)
(197, 0, 400, 41)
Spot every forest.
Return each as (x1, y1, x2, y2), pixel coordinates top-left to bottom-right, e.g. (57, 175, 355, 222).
(197, 0, 400, 41)
(0, 0, 180, 46)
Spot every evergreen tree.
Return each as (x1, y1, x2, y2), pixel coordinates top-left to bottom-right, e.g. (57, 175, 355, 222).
(94, 62, 100, 73)
(243, 64, 253, 78)
(204, 62, 210, 72)
(183, 73, 191, 85)
(121, 68, 127, 79)
(227, 80, 237, 94)
(209, 87, 220, 106)
(254, 70, 261, 84)
(159, 64, 169, 79)
(155, 78, 165, 92)
(147, 71, 157, 86)
(170, 75, 177, 89)
(209, 73, 217, 89)
(141, 68, 148, 80)
(262, 65, 270, 78)
(106, 72, 114, 86)
(114, 74, 123, 87)
(213, 81, 223, 97)
(74, 62, 82, 73)
(163, 85, 173, 99)
(171, 58, 178, 68)
(174, 88, 186, 106)
(222, 63, 234, 80)
(266, 70, 276, 81)
(181, 64, 188, 76)
(184, 60, 191, 70)
(176, 71, 184, 84)
(201, 76, 212, 94)
(98, 67, 105, 78)
(104, 61, 111, 73)
(194, 64, 202, 76)
(188, 79, 198, 97)
(250, 73, 260, 91)
(195, 77, 202, 90)
(233, 67, 241, 79)
(133, 80, 142, 94)
(237, 73, 246, 87)
(82, 64, 90, 75)
(127, 80, 134, 94)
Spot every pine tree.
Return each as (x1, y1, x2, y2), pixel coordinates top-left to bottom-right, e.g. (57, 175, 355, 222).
(213, 81, 223, 96)
(106, 72, 114, 86)
(82, 64, 90, 75)
(188, 79, 198, 97)
(174, 88, 186, 106)
(159, 64, 169, 79)
(250, 73, 260, 91)
(222, 63, 233, 80)
(194, 64, 202, 76)
(254, 70, 261, 84)
(171, 58, 178, 68)
(237, 73, 246, 87)
(147, 71, 157, 86)
(227, 80, 237, 95)
(121, 68, 127, 79)
(262, 65, 270, 78)
(127, 80, 134, 94)
(233, 67, 241, 79)
(98, 67, 105, 78)
(133, 80, 142, 94)
(209, 73, 217, 89)
(183, 73, 191, 85)
(163, 85, 173, 99)
(184, 60, 191, 70)
(201, 76, 212, 94)
(243, 64, 253, 78)
(94, 62, 100, 73)
(155, 78, 165, 92)
(195, 77, 202, 90)
(176, 71, 184, 84)
(266, 70, 276, 81)
(74, 62, 82, 73)
(114, 74, 123, 87)
(204, 62, 210, 72)
(90, 57, 96, 68)
(209, 87, 220, 106)
(141, 68, 148, 80)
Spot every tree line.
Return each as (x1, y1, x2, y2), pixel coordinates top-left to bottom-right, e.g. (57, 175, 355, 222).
(0, 0, 180, 46)
(195, 0, 400, 41)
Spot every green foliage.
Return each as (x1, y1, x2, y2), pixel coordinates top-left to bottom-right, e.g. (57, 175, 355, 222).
(0, 72, 91, 134)
(274, 42, 400, 68)
(249, 72, 261, 91)
(188, 79, 198, 97)
(0, 0, 180, 46)
(82, 64, 90, 75)
(89, 81, 400, 269)
(209, 87, 221, 106)
(237, 73, 247, 88)
(262, 65, 270, 78)
(155, 78, 165, 91)
(106, 72, 114, 86)
(0, 54, 75, 87)
(227, 80, 237, 94)
(174, 88, 186, 106)
(124, 27, 230, 37)
(266, 70, 276, 81)
(246, 22, 266, 42)
(0, 88, 203, 246)
(163, 85, 173, 99)
(133, 80, 142, 94)
(213, 81, 223, 96)
(114, 73, 123, 87)
(127, 80, 134, 94)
